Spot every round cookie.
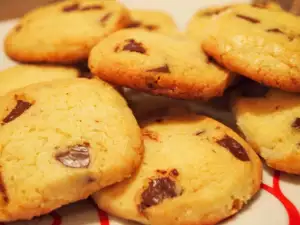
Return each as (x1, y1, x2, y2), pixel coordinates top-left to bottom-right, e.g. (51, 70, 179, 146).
(5, 0, 131, 64)
(125, 10, 178, 35)
(202, 4, 300, 93)
(0, 78, 143, 222)
(93, 111, 262, 225)
(0, 64, 80, 96)
(233, 88, 300, 174)
(89, 29, 233, 100)
(186, 5, 231, 44)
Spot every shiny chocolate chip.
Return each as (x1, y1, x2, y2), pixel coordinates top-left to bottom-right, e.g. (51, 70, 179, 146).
(147, 64, 170, 73)
(139, 177, 180, 211)
(217, 135, 250, 161)
(81, 5, 103, 11)
(63, 3, 80, 12)
(292, 118, 300, 129)
(202, 6, 230, 16)
(2, 100, 32, 124)
(236, 14, 260, 24)
(55, 143, 90, 168)
(123, 39, 146, 54)
(170, 169, 179, 177)
(125, 21, 142, 28)
(266, 28, 284, 34)
(100, 12, 112, 23)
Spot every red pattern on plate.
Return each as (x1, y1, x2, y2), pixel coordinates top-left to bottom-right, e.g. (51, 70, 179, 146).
(261, 171, 300, 225)
(50, 211, 62, 225)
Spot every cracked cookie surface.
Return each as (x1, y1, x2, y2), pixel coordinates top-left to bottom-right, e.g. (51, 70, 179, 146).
(233, 88, 300, 174)
(93, 112, 261, 225)
(0, 78, 143, 222)
(4, 0, 131, 64)
(89, 29, 232, 100)
(202, 4, 300, 92)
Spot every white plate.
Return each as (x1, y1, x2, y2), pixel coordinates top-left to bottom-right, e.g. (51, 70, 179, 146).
(0, 1, 299, 225)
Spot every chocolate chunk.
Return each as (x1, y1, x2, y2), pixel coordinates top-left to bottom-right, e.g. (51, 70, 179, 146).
(147, 64, 170, 73)
(55, 143, 90, 168)
(170, 169, 179, 177)
(156, 169, 167, 175)
(100, 12, 112, 23)
(194, 130, 205, 136)
(292, 118, 300, 129)
(63, 3, 80, 12)
(125, 21, 142, 28)
(0, 174, 8, 203)
(123, 39, 146, 54)
(2, 100, 32, 124)
(139, 177, 180, 211)
(266, 28, 284, 34)
(236, 14, 260, 24)
(217, 135, 250, 161)
(15, 24, 22, 32)
(145, 25, 158, 31)
(202, 6, 230, 16)
(81, 5, 103, 11)
(142, 129, 159, 141)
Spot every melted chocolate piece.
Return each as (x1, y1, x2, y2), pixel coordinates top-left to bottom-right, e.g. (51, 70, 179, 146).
(123, 39, 146, 54)
(125, 21, 142, 28)
(139, 177, 179, 211)
(142, 129, 159, 141)
(217, 135, 250, 161)
(147, 64, 170, 73)
(145, 25, 158, 31)
(100, 12, 112, 23)
(55, 143, 90, 168)
(0, 174, 8, 203)
(156, 170, 167, 175)
(292, 118, 300, 129)
(236, 14, 260, 24)
(170, 169, 179, 177)
(2, 100, 32, 124)
(202, 7, 230, 16)
(81, 5, 103, 11)
(266, 28, 284, 34)
(63, 3, 80, 12)
(194, 130, 205, 136)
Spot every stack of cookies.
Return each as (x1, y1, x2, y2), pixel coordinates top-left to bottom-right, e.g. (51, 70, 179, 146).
(0, 0, 299, 224)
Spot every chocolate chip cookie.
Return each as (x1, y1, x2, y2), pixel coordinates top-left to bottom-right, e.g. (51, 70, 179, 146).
(186, 5, 231, 45)
(233, 88, 300, 174)
(89, 29, 233, 100)
(125, 10, 178, 35)
(202, 4, 300, 92)
(4, 0, 131, 64)
(0, 64, 80, 96)
(0, 78, 143, 221)
(93, 111, 261, 225)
